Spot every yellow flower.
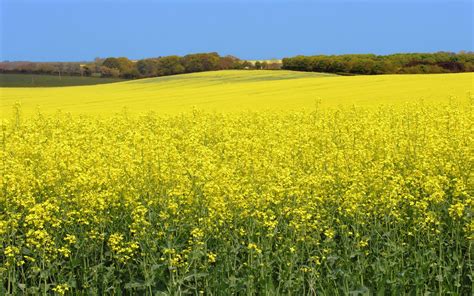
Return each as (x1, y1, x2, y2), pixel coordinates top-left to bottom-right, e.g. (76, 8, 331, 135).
(357, 239, 369, 248)
(52, 283, 70, 295)
(247, 243, 262, 254)
(108, 233, 139, 263)
(64, 234, 77, 245)
(207, 252, 217, 263)
(324, 228, 335, 240)
(448, 203, 465, 219)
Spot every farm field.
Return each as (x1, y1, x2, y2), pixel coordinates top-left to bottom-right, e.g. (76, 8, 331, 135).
(1, 70, 473, 294)
(0, 73, 125, 88)
(1, 70, 472, 117)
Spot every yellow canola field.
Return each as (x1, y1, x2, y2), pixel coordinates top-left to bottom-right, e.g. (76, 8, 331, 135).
(1, 70, 473, 116)
(1, 70, 473, 294)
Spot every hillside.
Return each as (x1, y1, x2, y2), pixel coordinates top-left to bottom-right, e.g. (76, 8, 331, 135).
(1, 70, 472, 116)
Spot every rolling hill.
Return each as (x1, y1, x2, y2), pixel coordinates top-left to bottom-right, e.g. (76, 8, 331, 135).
(1, 70, 472, 117)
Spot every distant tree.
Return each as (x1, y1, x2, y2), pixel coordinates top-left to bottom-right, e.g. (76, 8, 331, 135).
(102, 57, 135, 77)
(99, 66, 120, 78)
(35, 63, 55, 74)
(219, 55, 240, 70)
(122, 68, 141, 79)
(182, 53, 220, 73)
(64, 63, 81, 75)
(239, 61, 253, 69)
(82, 66, 92, 76)
(116, 57, 134, 73)
(137, 59, 159, 77)
(54, 63, 67, 79)
(157, 56, 185, 76)
(282, 52, 474, 75)
(102, 57, 121, 70)
(254, 61, 262, 70)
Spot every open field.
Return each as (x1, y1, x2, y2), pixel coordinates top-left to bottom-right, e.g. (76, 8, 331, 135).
(1, 70, 472, 117)
(1, 70, 473, 294)
(0, 73, 125, 87)
(247, 59, 282, 65)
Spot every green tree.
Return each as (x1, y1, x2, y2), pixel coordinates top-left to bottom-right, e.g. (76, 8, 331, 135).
(182, 53, 220, 73)
(218, 55, 240, 70)
(102, 57, 120, 70)
(103, 57, 135, 76)
(137, 59, 159, 77)
(157, 56, 185, 76)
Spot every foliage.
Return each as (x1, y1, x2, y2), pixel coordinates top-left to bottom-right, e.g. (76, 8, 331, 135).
(157, 56, 186, 76)
(0, 62, 83, 76)
(0, 53, 258, 80)
(282, 52, 474, 75)
(2, 52, 472, 82)
(181, 52, 221, 73)
(1, 100, 472, 294)
(102, 57, 137, 78)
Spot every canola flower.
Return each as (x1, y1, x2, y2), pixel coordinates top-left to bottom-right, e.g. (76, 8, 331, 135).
(0, 101, 473, 295)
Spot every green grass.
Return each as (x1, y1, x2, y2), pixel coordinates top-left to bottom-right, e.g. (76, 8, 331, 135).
(0, 73, 125, 87)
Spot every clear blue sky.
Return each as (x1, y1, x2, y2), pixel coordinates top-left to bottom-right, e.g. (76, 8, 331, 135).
(1, 0, 472, 62)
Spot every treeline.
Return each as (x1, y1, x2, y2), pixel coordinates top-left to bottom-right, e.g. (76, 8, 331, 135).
(282, 52, 474, 75)
(4, 52, 471, 78)
(0, 53, 281, 79)
(0, 61, 84, 76)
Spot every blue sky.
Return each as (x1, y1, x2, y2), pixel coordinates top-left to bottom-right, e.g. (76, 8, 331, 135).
(1, 0, 472, 61)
